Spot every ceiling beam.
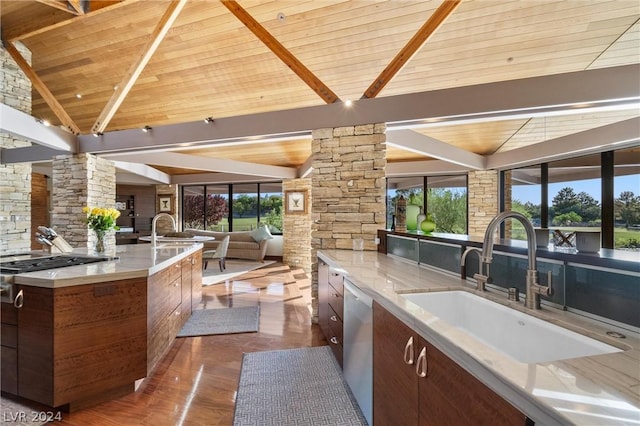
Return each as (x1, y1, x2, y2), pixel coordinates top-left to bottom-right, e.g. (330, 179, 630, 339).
(35, 0, 79, 15)
(77, 64, 640, 154)
(0, 145, 69, 164)
(486, 117, 640, 170)
(221, 0, 340, 104)
(3, 41, 81, 135)
(4, 1, 133, 42)
(67, 0, 85, 15)
(0, 103, 77, 153)
(105, 151, 297, 179)
(362, 0, 461, 99)
(111, 160, 171, 184)
(91, 0, 187, 134)
(172, 172, 281, 185)
(387, 129, 485, 169)
(386, 159, 469, 177)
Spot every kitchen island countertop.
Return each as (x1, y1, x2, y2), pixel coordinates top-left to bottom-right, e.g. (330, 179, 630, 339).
(11, 243, 203, 288)
(318, 249, 640, 426)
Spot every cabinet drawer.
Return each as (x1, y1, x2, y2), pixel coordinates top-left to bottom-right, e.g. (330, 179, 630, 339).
(328, 305, 343, 346)
(1, 323, 17, 348)
(168, 260, 182, 283)
(169, 278, 182, 312)
(328, 270, 343, 294)
(328, 284, 343, 320)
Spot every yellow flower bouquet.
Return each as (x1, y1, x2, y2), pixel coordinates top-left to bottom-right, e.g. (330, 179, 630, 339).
(83, 206, 120, 252)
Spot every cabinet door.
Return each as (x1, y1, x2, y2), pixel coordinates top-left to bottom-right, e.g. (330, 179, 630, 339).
(181, 257, 193, 323)
(190, 251, 202, 311)
(373, 301, 419, 426)
(418, 338, 527, 426)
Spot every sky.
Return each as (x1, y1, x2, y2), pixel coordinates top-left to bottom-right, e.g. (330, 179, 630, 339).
(513, 175, 639, 204)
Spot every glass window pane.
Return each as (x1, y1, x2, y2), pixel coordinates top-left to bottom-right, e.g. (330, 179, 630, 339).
(426, 175, 467, 234)
(614, 147, 640, 250)
(259, 182, 283, 234)
(509, 166, 541, 241)
(206, 185, 229, 231)
(548, 154, 601, 245)
(232, 184, 258, 231)
(183, 186, 205, 230)
(386, 177, 424, 230)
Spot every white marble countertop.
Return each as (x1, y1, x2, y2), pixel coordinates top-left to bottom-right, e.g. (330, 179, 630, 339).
(11, 243, 203, 288)
(318, 249, 640, 425)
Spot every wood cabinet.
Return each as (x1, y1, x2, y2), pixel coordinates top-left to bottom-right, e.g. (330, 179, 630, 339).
(1, 249, 202, 410)
(317, 259, 344, 366)
(373, 301, 530, 426)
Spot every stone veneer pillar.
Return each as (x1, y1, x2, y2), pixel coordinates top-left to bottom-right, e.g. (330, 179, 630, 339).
(283, 178, 312, 273)
(310, 124, 386, 321)
(51, 154, 116, 250)
(467, 170, 500, 238)
(0, 43, 32, 254)
(155, 184, 179, 233)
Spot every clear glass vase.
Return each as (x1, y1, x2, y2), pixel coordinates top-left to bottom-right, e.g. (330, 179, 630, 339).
(94, 230, 106, 254)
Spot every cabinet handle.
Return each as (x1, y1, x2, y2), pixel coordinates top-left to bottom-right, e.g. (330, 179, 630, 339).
(330, 337, 339, 345)
(13, 289, 24, 309)
(330, 315, 337, 322)
(415, 347, 428, 378)
(332, 293, 339, 298)
(403, 336, 414, 365)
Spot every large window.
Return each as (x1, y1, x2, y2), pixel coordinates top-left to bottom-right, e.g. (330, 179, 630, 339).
(387, 175, 467, 234)
(182, 182, 282, 234)
(504, 147, 640, 249)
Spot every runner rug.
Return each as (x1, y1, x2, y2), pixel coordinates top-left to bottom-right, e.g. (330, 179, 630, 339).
(177, 306, 260, 337)
(233, 346, 367, 425)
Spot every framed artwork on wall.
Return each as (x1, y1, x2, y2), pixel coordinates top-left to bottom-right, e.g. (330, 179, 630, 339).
(157, 195, 174, 213)
(285, 190, 307, 214)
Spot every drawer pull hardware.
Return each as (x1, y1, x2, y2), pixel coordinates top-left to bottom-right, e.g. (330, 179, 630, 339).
(416, 347, 428, 378)
(330, 315, 337, 322)
(330, 337, 339, 345)
(333, 293, 339, 298)
(13, 289, 23, 309)
(404, 336, 414, 365)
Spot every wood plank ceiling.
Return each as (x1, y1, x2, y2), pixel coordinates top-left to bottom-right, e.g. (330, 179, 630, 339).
(1, 0, 639, 178)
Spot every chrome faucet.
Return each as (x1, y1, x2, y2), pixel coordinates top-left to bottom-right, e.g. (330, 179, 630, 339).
(460, 247, 489, 291)
(478, 211, 552, 310)
(151, 213, 177, 247)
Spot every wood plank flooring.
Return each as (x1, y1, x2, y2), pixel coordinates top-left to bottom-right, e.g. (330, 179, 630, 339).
(41, 262, 325, 425)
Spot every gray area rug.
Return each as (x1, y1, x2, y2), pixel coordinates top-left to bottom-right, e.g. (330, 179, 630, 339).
(233, 346, 367, 426)
(202, 260, 275, 286)
(177, 306, 260, 337)
(0, 396, 51, 425)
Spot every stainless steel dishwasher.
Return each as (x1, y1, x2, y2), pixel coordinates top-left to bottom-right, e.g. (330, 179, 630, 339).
(343, 279, 373, 425)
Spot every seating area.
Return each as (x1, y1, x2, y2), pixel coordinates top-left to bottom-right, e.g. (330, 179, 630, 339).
(185, 228, 272, 262)
(203, 235, 230, 271)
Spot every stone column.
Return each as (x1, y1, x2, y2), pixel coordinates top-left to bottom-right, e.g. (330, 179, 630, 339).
(283, 178, 312, 273)
(155, 184, 179, 233)
(310, 123, 387, 320)
(51, 154, 116, 250)
(0, 43, 33, 254)
(467, 170, 499, 238)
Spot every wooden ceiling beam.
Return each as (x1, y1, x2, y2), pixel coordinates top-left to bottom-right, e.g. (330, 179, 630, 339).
(221, 0, 340, 104)
(67, 0, 86, 15)
(4, 1, 132, 42)
(362, 0, 462, 99)
(91, 0, 187, 134)
(35, 0, 79, 15)
(3, 41, 81, 134)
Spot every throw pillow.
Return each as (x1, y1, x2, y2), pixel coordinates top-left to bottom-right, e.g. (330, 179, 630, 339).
(250, 225, 274, 242)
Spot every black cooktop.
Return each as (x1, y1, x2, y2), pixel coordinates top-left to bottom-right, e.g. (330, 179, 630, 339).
(0, 255, 113, 274)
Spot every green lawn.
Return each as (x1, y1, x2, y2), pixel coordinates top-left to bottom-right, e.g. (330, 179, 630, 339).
(510, 224, 639, 249)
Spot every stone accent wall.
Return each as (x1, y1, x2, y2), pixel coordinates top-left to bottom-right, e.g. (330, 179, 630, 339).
(31, 173, 50, 249)
(0, 43, 32, 254)
(503, 170, 513, 237)
(467, 170, 499, 238)
(51, 154, 116, 249)
(155, 184, 179, 234)
(283, 178, 312, 273)
(310, 123, 387, 320)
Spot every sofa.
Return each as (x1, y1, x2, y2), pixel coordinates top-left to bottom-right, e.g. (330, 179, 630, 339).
(185, 228, 271, 261)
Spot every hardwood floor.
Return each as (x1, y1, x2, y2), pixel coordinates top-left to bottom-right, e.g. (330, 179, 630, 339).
(53, 262, 326, 425)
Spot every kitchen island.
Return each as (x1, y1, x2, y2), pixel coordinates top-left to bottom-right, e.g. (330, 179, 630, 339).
(1, 244, 203, 411)
(318, 249, 640, 425)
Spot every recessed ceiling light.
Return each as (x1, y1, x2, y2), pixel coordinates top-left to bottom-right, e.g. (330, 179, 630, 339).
(75, 93, 82, 99)
(344, 99, 353, 107)
(277, 12, 285, 22)
(142, 125, 152, 132)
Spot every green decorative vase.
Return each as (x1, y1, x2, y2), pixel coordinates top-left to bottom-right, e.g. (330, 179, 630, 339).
(420, 214, 435, 233)
(406, 204, 420, 231)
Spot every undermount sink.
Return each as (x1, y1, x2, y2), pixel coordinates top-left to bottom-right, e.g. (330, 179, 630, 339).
(400, 291, 622, 364)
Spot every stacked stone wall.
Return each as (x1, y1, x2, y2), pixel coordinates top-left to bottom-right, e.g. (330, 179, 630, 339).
(0, 43, 32, 254)
(467, 170, 499, 238)
(283, 178, 312, 274)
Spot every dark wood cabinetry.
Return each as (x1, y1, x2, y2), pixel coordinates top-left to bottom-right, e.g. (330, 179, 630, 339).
(317, 259, 344, 366)
(373, 301, 530, 426)
(1, 302, 19, 394)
